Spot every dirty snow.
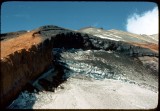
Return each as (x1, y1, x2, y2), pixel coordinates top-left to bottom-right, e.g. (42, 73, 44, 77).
(8, 77, 158, 109)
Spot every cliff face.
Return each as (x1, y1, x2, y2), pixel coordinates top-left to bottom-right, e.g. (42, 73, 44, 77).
(0, 31, 53, 108)
(0, 47, 52, 107)
(0, 25, 158, 108)
(0, 26, 73, 108)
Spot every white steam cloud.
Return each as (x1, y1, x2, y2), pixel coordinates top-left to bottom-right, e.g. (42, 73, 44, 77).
(126, 7, 158, 35)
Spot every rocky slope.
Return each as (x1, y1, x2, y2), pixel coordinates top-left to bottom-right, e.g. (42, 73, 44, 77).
(78, 27, 158, 75)
(7, 49, 158, 109)
(0, 25, 158, 109)
(79, 27, 158, 44)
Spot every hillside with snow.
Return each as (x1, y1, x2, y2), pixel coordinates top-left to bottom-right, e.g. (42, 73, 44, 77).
(0, 25, 158, 109)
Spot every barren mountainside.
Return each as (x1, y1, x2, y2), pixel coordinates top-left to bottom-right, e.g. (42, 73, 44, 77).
(79, 27, 158, 43)
(0, 25, 159, 109)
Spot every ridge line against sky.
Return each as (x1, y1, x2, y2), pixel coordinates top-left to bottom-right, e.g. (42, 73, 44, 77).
(1, 1, 158, 35)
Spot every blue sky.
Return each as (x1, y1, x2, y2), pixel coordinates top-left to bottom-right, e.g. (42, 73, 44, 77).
(1, 1, 158, 34)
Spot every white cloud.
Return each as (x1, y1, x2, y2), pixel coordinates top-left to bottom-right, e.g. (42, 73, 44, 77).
(126, 7, 158, 35)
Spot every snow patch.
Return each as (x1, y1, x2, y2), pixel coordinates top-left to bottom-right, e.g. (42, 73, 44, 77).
(94, 34, 120, 41)
(107, 50, 113, 53)
(8, 78, 158, 109)
(97, 29, 102, 32)
(114, 54, 120, 58)
(103, 33, 122, 39)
